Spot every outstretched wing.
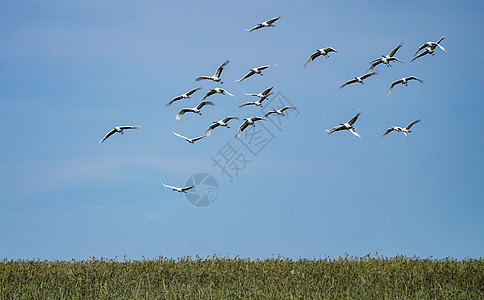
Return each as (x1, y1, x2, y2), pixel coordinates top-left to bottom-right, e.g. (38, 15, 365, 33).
(202, 89, 217, 100)
(205, 123, 219, 136)
(348, 128, 361, 138)
(411, 49, 429, 61)
(197, 101, 215, 110)
(304, 51, 321, 67)
(180, 185, 195, 192)
(162, 183, 178, 190)
(119, 126, 139, 130)
(245, 24, 264, 32)
(256, 64, 276, 71)
(324, 47, 339, 53)
(222, 116, 239, 123)
(266, 16, 281, 25)
(325, 124, 345, 134)
(172, 131, 189, 140)
(239, 102, 255, 108)
(251, 116, 267, 122)
(262, 86, 274, 95)
(222, 89, 236, 97)
(191, 135, 206, 142)
(387, 80, 401, 94)
(360, 72, 377, 79)
(407, 76, 423, 83)
(383, 127, 395, 137)
(236, 120, 250, 138)
(215, 60, 230, 78)
(264, 110, 276, 117)
(437, 44, 447, 53)
(236, 70, 255, 82)
(195, 76, 211, 81)
(389, 57, 404, 65)
(340, 78, 357, 88)
(280, 106, 295, 112)
(368, 59, 381, 71)
(176, 109, 192, 120)
(167, 95, 184, 106)
(186, 87, 202, 96)
(100, 128, 116, 143)
(388, 43, 403, 57)
(405, 119, 421, 130)
(414, 43, 428, 55)
(347, 112, 361, 126)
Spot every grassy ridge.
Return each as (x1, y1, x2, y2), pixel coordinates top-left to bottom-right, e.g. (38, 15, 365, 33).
(1, 255, 482, 299)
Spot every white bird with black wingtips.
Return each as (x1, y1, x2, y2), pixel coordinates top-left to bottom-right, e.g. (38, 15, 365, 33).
(100, 125, 139, 143)
(340, 72, 377, 88)
(202, 88, 236, 100)
(413, 36, 446, 61)
(387, 76, 423, 94)
(368, 44, 404, 71)
(243, 86, 274, 100)
(239, 97, 268, 108)
(264, 106, 295, 117)
(236, 117, 267, 138)
(172, 131, 206, 143)
(205, 116, 239, 136)
(236, 65, 276, 82)
(304, 47, 339, 67)
(176, 100, 214, 120)
(167, 87, 201, 106)
(383, 119, 421, 137)
(195, 60, 229, 84)
(162, 182, 195, 193)
(245, 16, 281, 32)
(326, 111, 361, 138)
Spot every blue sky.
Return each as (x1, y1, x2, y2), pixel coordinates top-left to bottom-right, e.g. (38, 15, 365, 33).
(1, 1, 483, 260)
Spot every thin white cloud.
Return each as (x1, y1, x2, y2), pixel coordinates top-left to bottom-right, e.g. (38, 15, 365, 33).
(144, 211, 162, 221)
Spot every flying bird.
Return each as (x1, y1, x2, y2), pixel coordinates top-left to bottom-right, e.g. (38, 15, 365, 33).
(340, 72, 377, 88)
(387, 76, 423, 94)
(162, 182, 195, 193)
(414, 36, 446, 56)
(236, 65, 276, 82)
(240, 86, 274, 107)
(236, 117, 267, 138)
(195, 60, 230, 83)
(176, 100, 214, 120)
(304, 47, 339, 67)
(202, 88, 236, 100)
(264, 106, 295, 117)
(100, 125, 139, 143)
(239, 98, 267, 108)
(245, 16, 281, 32)
(205, 116, 239, 136)
(383, 119, 421, 137)
(166, 87, 201, 106)
(243, 86, 274, 99)
(368, 43, 404, 71)
(411, 37, 446, 61)
(326, 111, 361, 138)
(172, 131, 206, 143)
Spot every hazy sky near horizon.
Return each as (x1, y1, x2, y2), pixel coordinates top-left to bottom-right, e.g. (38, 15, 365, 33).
(1, 1, 483, 260)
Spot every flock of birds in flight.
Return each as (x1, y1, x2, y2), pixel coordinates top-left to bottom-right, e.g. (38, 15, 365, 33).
(97, 15, 447, 192)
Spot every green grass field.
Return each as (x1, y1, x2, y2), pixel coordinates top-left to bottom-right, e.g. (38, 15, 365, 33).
(1, 255, 482, 299)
